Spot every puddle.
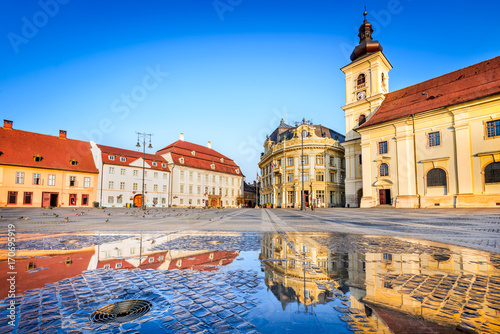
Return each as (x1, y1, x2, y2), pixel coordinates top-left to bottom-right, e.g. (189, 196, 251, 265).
(1, 231, 500, 333)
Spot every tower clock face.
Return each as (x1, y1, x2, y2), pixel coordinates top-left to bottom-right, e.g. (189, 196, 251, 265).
(357, 90, 366, 101)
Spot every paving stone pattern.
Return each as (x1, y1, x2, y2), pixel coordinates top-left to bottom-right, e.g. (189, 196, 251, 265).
(0, 268, 261, 333)
(151, 235, 262, 252)
(380, 273, 500, 333)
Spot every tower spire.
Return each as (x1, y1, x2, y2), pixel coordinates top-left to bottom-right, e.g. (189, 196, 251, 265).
(350, 9, 383, 61)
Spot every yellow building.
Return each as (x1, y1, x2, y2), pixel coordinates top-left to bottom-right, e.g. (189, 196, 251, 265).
(360, 240, 500, 333)
(0, 120, 99, 207)
(342, 13, 500, 208)
(259, 119, 345, 208)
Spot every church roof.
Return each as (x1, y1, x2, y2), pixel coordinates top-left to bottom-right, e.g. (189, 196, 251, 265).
(0, 126, 98, 173)
(157, 140, 242, 176)
(359, 56, 500, 129)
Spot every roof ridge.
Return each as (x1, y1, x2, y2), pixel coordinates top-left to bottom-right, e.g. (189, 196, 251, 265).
(386, 56, 500, 97)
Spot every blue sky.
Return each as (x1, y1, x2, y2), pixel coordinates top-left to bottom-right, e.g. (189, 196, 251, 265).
(1, 0, 499, 180)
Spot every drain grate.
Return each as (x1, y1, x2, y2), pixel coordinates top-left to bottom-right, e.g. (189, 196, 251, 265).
(90, 300, 152, 324)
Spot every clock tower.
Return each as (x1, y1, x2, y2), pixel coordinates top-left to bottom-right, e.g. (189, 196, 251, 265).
(340, 11, 392, 207)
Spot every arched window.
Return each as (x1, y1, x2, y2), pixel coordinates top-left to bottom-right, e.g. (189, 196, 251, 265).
(357, 74, 365, 86)
(427, 168, 447, 187)
(379, 163, 389, 177)
(358, 114, 366, 126)
(485, 162, 500, 183)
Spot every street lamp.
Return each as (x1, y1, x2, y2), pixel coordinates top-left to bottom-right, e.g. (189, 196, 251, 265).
(136, 132, 152, 210)
(300, 119, 307, 211)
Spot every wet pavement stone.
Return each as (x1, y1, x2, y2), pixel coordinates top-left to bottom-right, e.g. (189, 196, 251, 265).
(0, 267, 261, 333)
(151, 234, 262, 252)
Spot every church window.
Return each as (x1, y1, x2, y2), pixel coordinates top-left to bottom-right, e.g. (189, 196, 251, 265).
(379, 163, 389, 177)
(427, 168, 447, 187)
(378, 141, 388, 154)
(428, 132, 441, 147)
(486, 120, 500, 138)
(485, 162, 500, 184)
(356, 73, 365, 86)
(358, 114, 366, 126)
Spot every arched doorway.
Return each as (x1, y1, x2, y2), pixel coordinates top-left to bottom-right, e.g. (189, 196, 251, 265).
(133, 194, 142, 207)
(357, 188, 363, 207)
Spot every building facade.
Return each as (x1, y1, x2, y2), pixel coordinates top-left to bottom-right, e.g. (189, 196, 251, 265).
(157, 133, 244, 208)
(258, 119, 345, 208)
(0, 120, 98, 207)
(90, 143, 170, 208)
(342, 14, 500, 208)
(243, 181, 257, 207)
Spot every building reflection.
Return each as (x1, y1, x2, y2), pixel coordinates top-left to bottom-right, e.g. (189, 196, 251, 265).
(260, 232, 500, 333)
(0, 232, 238, 298)
(260, 232, 349, 310)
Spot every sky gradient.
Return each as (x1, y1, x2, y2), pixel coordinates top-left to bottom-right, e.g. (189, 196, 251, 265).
(1, 0, 499, 179)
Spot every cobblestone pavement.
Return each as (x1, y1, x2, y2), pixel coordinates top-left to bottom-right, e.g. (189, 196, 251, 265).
(1, 207, 500, 253)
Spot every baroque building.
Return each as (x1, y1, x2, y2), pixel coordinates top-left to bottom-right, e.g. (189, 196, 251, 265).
(0, 120, 98, 207)
(258, 119, 345, 208)
(157, 133, 244, 208)
(342, 12, 500, 208)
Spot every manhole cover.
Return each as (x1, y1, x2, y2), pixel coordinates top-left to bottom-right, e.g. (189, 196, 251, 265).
(206, 240, 224, 245)
(90, 300, 152, 324)
(60, 240, 81, 244)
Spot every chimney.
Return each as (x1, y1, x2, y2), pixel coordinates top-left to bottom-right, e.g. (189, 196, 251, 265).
(179, 133, 184, 141)
(3, 120, 13, 129)
(59, 130, 67, 139)
(207, 141, 212, 149)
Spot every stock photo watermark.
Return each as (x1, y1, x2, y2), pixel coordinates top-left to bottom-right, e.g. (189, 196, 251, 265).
(213, 0, 243, 21)
(7, 0, 71, 54)
(6, 224, 17, 326)
(81, 64, 169, 144)
(237, 106, 294, 162)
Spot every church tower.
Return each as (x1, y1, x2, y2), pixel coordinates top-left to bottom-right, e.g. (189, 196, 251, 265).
(340, 11, 392, 207)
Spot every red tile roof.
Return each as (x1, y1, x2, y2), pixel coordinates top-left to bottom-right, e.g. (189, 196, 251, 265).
(0, 128, 98, 173)
(359, 56, 500, 129)
(98, 144, 170, 171)
(157, 140, 242, 176)
(167, 250, 239, 271)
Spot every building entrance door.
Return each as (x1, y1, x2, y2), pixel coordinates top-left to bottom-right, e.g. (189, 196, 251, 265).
(134, 194, 143, 207)
(42, 192, 59, 207)
(50, 193, 58, 207)
(42, 193, 50, 207)
(379, 189, 391, 205)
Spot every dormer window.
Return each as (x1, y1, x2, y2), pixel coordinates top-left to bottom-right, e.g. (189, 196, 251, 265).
(211, 163, 215, 169)
(235, 169, 240, 174)
(152, 161, 157, 167)
(70, 159, 78, 166)
(108, 155, 115, 161)
(161, 163, 166, 168)
(191, 151, 196, 156)
(33, 154, 43, 162)
(120, 157, 126, 162)
(220, 158, 224, 163)
(179, 157, 184, 164)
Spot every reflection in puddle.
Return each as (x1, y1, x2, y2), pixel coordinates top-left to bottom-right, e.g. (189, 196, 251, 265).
(1, 231, 499, 333)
